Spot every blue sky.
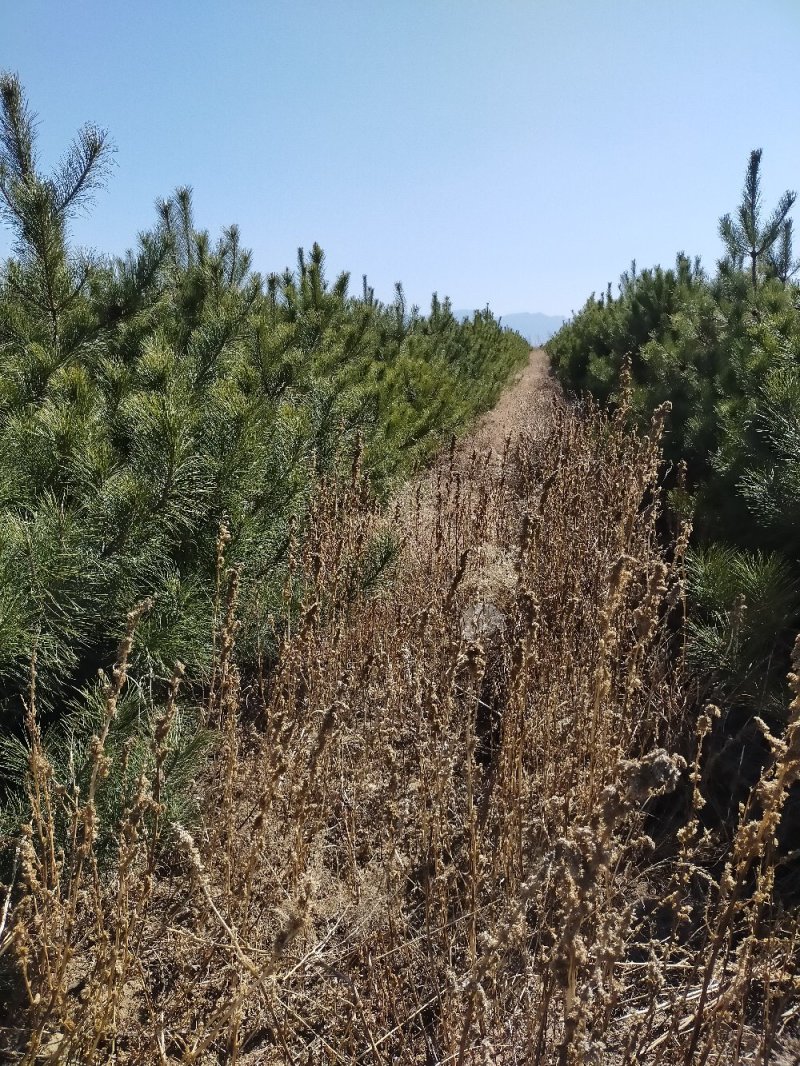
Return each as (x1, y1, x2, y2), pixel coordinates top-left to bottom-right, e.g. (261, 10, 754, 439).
(2, 0, 798, 316)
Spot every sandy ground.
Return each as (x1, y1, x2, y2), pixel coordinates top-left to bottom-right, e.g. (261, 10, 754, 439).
(396, 347, 559, 547)
(462, 346, 557, 456)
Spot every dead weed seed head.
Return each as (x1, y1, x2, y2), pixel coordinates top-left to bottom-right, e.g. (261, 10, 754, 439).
(5, 404, 800, 1064)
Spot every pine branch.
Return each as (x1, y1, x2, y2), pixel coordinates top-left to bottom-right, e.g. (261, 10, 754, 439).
(0, 72, 37, 181)
(759, 189, 797, 255)
(54, 123, 115, 217)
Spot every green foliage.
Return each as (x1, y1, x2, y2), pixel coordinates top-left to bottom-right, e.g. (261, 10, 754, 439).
(0, 75, 528, 822)
(0, 677, 213, 853)
(262, 250, 528, 488)
(765, 219, 800, 285)
(548, 149, 800, 719)
(0, 72, 115, 350)
(686, 545, 797, 717)
(718, 148, 796, 288)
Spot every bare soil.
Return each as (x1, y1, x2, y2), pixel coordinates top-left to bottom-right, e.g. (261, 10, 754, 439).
(465, 346, 558, 455)
(397, 346, 560, 596)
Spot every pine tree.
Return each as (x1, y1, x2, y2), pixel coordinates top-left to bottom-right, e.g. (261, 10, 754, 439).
(0, 71, 114, 349)
(0, 76, 530, 831)
(718, 148, 796, 288)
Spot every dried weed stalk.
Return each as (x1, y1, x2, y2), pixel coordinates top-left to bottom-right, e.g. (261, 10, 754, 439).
(1, 398, 798, 1063)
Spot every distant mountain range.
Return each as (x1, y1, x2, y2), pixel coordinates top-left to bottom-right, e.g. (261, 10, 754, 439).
(454, 310, 566, 345)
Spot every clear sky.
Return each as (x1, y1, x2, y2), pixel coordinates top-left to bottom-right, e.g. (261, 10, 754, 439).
(2, 0, 798, 316)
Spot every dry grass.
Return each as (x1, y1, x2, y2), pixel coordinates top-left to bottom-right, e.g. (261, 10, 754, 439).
(1, 395, 798, 1063)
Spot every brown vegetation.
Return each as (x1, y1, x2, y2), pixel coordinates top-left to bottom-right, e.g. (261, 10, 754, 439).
(1, 388, 799, 1063)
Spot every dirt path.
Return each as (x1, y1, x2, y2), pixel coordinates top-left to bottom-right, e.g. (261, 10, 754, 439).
(397, 347, 558, 537)
(463, 346, 557, 457)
